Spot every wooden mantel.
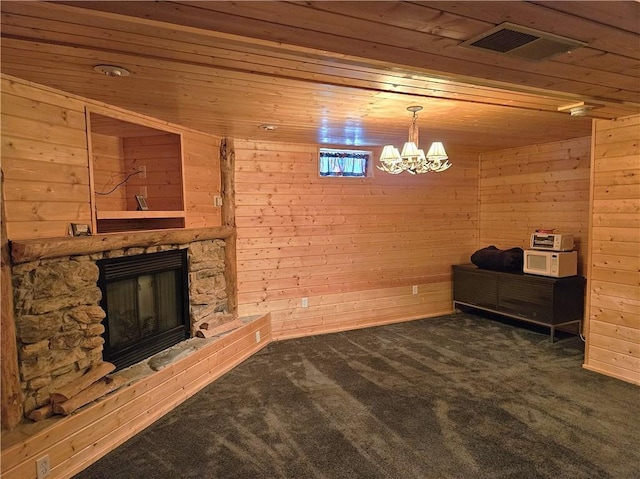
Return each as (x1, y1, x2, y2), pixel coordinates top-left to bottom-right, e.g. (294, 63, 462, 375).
(10, 226, 234, 264)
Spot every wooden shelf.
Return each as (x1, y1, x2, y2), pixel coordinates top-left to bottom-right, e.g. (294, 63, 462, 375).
(97, 210, 186, 220)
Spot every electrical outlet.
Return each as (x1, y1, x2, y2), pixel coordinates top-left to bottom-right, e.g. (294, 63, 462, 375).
(139, 165, 147, 179)
(255, 331, 261, 343)
(36, 455, 50, 479)
(214, 195, 223, 207)
(412, 285, 418, 295)
(301, 297, 308, 308)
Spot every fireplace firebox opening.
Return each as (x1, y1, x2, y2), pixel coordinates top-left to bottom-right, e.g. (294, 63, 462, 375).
(97, 249, 190, 370)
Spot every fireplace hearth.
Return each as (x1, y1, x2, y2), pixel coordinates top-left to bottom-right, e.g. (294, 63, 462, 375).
(97, 249, 190, 370)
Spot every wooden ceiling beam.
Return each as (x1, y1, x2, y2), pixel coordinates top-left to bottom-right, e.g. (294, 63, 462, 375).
(0, 37, 587, 114)
(47, 1, 640, 103)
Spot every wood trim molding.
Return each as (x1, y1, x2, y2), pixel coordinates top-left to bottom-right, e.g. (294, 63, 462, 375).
(582, 120, 598, 372)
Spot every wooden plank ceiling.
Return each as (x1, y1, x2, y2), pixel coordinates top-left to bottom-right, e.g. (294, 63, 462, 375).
(1, 1, 638, 152)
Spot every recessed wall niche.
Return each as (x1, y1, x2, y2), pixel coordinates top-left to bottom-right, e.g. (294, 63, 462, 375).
(87, 108, 186, 233)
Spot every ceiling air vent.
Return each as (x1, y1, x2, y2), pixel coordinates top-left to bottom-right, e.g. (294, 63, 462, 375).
(461, 23, 586, 62)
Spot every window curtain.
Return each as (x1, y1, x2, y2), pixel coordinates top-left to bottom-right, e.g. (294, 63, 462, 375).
(319, 151, 368, 177)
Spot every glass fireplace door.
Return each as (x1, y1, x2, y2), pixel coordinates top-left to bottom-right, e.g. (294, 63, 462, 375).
(98, 249, 189, 370)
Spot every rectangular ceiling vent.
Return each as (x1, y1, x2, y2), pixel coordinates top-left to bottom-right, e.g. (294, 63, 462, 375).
(461, 23, 586, 62)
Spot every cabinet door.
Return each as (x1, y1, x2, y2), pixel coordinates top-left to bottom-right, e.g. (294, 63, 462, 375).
(498, 275, 553, 323)
(453, 267, 498, 309)
(553, 276, 585, 323)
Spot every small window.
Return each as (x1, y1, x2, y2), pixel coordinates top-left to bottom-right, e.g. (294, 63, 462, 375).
(319, 148, 371, 177)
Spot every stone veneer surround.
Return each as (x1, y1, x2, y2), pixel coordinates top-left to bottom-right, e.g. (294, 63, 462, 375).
(11, 239, 228, 415)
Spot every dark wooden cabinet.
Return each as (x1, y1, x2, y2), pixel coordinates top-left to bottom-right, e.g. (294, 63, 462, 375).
(452, 264, 585, 341)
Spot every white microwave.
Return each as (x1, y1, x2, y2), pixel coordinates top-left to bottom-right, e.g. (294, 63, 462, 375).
(523, 250, 577, 277)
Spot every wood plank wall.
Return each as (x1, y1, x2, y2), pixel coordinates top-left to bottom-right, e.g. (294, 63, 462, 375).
(478, 137, 592, 275)
(123, 133, 183, 212)
(584, 115, 640, 385)
(1, 76, 222, 240)
(183, 132, 221, 229)
(1, 77, 92, 240)
(91, 133, 127, 212)
(234, 140, 480, 339)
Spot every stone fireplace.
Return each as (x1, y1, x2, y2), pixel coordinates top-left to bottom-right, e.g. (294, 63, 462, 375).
(11, 236, 229, 416)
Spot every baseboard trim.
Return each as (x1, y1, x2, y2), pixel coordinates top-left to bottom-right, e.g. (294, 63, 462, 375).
(273, 310, 454, 341)
(583, 362, 640, 386)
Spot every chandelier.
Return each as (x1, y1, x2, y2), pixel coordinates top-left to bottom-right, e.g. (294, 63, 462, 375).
(378, 106, 452, 174)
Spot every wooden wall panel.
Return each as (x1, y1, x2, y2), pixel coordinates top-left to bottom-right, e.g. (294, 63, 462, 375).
(234, 140, 479, 338)
(1, 77, 91, 240)
(478, 137, 592, 275)
(183, 133, 222, 229)
(585, 115, 640, 385)
(92, 133, 126, 212)
(123, 133, 183, 211)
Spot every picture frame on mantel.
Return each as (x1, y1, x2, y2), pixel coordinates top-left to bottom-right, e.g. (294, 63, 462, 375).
(69, 223, 91, 236)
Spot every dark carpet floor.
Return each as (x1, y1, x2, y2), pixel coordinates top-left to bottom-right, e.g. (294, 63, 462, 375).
(73, 313, 640, 479)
